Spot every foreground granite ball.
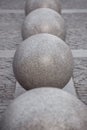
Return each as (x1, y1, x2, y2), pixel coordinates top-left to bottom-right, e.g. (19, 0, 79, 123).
(13, 34, 73, 90)
(25, 0, 61, 15)
(22, 8, 66, 40)
(1, 88, 87, 130)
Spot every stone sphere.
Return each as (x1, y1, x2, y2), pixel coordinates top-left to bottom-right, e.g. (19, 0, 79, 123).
(1, 88, 87, 130)
(13, 34, 73, 90)
(22, 8, 66, 40)
(25, 0, 61, 15)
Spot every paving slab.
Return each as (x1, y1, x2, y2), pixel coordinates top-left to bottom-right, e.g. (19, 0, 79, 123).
(0, 13, 24, 50)
(0, 58, 16, 100)
(0, 57, 16, 121)
(0, 0, 87, 10)
(61, 0, 87, 9)
(73, 58, 87, 105)
(0, 99, 12, 122)
(62, 13, 87, 49)
(0, 0, 25, 10)
(63, 78, 77, 96)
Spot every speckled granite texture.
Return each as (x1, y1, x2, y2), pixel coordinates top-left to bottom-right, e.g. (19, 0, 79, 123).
(1, 88, 87, 130)
(73, 58, 87, 105)
(63, 13, 87, 49)
(0, 58, 16, 121)
(13, 34, 73, 90)
(0, 13, 24, 50)
(0, 0, 87, 125)
(0, 58, 15, 99)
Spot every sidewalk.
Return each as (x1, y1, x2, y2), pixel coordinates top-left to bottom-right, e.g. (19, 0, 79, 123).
(0, 0, 87, 121)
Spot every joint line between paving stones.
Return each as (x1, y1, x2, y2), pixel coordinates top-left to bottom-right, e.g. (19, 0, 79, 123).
(0, 50, 87, 58)
(0, 9, 87, 14)
(62, 9, 87, 13)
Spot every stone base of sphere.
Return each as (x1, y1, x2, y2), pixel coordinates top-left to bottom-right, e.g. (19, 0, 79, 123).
(1, 88, 87, 130)
(22, 8, 66, 40)
(25, 0, 61, 15)
(13, 34, 73, 90)
(15, 78, 77, 98)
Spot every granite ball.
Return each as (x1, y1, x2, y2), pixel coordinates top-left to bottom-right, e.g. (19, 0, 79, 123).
(25, 0, 61, 15)
(1, 88, 87, 130)
(22, 8, 66, 40)
(13, 34, 73, 90)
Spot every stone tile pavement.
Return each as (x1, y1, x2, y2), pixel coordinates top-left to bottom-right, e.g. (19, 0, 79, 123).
(0, 0, 87, 9)
(0, 0, 87, 122)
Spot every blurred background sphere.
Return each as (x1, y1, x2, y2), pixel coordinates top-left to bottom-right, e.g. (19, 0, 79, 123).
(22, 8, 66, 40)
(25, 0, 61, 15)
